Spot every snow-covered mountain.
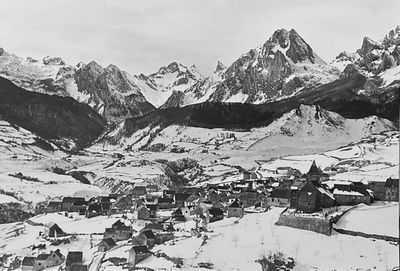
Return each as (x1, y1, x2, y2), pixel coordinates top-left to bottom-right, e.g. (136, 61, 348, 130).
(131, 61, 204, 108)
(99, 104, 395, 156)
(161, 29, 340, 108)
(0, 50, 154, 123)
(331, 26, 400, 93)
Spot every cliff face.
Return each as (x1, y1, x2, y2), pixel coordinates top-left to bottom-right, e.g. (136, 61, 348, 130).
(0, 76, 107, 149)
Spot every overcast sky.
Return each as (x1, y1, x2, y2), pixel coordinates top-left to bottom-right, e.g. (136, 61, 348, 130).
(0, 0, 398, 75)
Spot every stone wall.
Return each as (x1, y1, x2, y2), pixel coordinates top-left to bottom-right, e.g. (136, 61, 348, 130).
(275, 213, 332, 235)
(333, 228, 399, 243)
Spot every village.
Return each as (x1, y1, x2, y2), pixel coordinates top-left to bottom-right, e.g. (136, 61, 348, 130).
(16, 160, 399, 271)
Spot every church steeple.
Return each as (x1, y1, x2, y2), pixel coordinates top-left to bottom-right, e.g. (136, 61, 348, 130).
(307, 160, 321, 185)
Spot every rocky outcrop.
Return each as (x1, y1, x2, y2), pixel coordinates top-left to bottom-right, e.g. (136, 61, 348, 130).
(331, 26, 400, 93)
(75, 61, 155, 122)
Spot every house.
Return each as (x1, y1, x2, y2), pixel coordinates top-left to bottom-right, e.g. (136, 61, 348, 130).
(171, 207, 190, 221)
(333, 183, 371, 205)
(48, 223, 66, 238)
(109, 195, 134, 215)
(212, 201, 227, 212)
(21, 257, 35, 271)
(131, 186, 147, 199)
(138, 230, 156, 247)
(174, 193, 191, 207)
(85, 202, 103, 218)
(297, 181, 335, 213)
(34, 250, 64, 270)
(157, 196, 175, 209)
(385, 178, 399, 201)
(98, 238, 117, 252)
(104, 220, 133, 241)
(368, 181, 386, 200)
(136, 206, 150, 220)
(69, 199, 87, 213)
(267, 187, 291, 207)
(142, 223, 164, 234)
(66, 252, 83, 271)
(208, 208, 224, 222)
(227, 199, 244, 218)
(61, 197, 85, 212)
(46, 201, 61, 213)
(128, 246, 151, 267)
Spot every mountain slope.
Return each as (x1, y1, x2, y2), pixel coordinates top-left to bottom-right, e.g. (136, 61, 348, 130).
(161, 29, 340, 108)
(0, 76, 106, 149)
(99, 104, 396, 156)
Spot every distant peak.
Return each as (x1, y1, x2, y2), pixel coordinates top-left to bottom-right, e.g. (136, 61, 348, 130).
(215, 60, 226, 72)
(42, 56, 65, 66)
(0, 47, 4, 56)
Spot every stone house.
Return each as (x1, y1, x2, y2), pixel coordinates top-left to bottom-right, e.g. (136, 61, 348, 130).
(131, 186, 147, 199)
(385, 178, 399, 201)
(333, 183, 371, 205)
(208, 207, 224, 222)
(227, 199, 244, 218)
(297, 181, 335, 213)
(61, 197, 85, 212)
(21, 257, 35, 271)
(34, 250, 64, 271)
(104, 220, 133, 241)
(368, 181, 386, 200)
(46, 201, 61, 213)
(98, 238, 117, 252)
(66, 252, 83, 271)
(267, 187, 291, 207)
(136, 206, 150, 220)
(137, 230, 156, 247)
(128, 246, 151, 267)
(142, 223, 164, 234)
(174, 193, 191, 207)
(108, 195, 134, 215)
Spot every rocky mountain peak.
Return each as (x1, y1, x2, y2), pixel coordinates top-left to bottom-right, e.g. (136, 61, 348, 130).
(357, 37, 381, 56)
(215, 61, 226, 72)
(0, 47, 4, 56)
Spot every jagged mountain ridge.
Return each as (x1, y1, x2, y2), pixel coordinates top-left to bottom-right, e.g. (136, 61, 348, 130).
(131, 61, 204, 108)
(162, 28, 340, 108)
(0, 50, 156, 123)
(331, 26, 400, 94)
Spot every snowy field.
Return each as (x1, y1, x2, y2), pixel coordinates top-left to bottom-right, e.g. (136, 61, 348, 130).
(335, 202, 399, 238)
